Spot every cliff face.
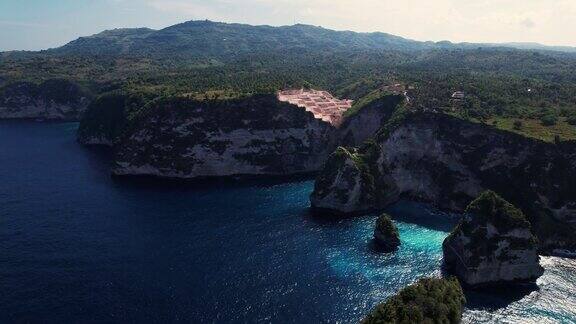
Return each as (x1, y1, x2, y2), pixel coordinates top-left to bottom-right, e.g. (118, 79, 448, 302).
(77, 93, 148, 146)
(112, 95, 339, 178)
(311, 113, 576, 252)
(337, 95, 404, 147)
(0, 80, 91, 120)
(311, 146, 398, 213)
(443, 191, 543, 286)
(78, 92, 401, 179)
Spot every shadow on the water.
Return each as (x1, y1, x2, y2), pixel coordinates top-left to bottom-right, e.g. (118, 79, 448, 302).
(463, 283, 539, 311)
(304, 200, 461, 232)
(304, 207, 370, 226)
(385, 201, 461, 232)
(367, 239, 400, 254)
(440, 261, 539, 311)
(109, 172, 316, 192)
(80, 145, 114, 167)
(77, 139, 318, 193)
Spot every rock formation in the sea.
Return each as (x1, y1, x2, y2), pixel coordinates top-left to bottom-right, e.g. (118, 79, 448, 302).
(443, 191, 544, 287)
(310, 112, 576, 253)
(81, 91, 401, 179)
(362, 277, 465, 324)
(373, 214, 401, 251)
(0, 79, 91, 120)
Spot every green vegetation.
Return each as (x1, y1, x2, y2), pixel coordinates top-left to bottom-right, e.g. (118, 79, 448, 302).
(445, 191, 539, 267)
(374, 214, 401, 251)
(337, 145, 388, 205)
(77, 91, 156, 143)
(314, 146, 383, 206)
(2, 20, 576, 143)
(540, 114, 558, 126)
(375, 100, 411, 140)
(375, 214, 399, 239)
(444, 191, 543, 277)
(343, 88, 396, 118)
(362, 277, 465, 324)
(485, 117, 576, 142)
(466, 191, 531, 233)
(0, 79, 92, 107)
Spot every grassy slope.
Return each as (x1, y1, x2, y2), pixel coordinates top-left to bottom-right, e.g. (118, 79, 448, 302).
(486, 117, 576, 142)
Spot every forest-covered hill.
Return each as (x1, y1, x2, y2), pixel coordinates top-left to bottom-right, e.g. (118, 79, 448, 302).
(1, 20, 576, 141)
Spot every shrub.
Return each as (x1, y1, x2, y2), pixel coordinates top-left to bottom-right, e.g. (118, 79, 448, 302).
(513, 120, 523, 130)
(465, 191, 531, 232)
(375, 214, 399, 238)
(540, 114, 558, 126)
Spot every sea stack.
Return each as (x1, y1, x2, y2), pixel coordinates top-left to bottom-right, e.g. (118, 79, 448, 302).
(443, 191, 544, 287)
(373, 214, 401, 251)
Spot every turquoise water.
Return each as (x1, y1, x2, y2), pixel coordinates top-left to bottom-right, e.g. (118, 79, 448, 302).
(0, 121, 574, 323)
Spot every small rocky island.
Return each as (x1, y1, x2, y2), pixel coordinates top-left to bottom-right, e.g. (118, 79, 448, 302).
(443, 191, 544, 287)
(362, 277, 465, 324)
(373, 214, 400, 252)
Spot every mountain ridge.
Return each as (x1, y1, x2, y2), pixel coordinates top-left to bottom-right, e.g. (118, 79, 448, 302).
(4, 20, 575, 57)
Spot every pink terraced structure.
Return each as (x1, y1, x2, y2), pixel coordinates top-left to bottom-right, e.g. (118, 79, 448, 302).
(277, 89, 353, 127)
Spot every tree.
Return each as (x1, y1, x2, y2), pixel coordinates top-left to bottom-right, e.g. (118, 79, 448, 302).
(541, 114, 558, 126)
(362, 277, 466, 324)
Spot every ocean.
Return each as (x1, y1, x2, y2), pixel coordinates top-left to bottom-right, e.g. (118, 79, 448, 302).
(0, 121, 574, 323)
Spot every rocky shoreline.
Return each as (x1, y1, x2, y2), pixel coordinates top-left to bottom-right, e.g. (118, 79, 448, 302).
(0, 79, 91, 121)
(310, 112, 576, 253)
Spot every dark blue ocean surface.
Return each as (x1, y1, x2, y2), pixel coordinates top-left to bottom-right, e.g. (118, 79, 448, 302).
(0, 122, 574, 323)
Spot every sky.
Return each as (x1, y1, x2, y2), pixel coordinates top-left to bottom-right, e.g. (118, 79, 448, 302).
(1, 0, 576, 51)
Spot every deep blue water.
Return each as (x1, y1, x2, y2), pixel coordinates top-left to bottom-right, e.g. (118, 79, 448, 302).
(0, 121, 574, 323)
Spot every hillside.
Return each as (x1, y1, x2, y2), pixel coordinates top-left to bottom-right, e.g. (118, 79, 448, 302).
(44, 21, 431, 58)
(52, 28, 155, 56)
(18, 20, 569, 59)
(35, 21, 570, 58)
(2, 20, 576, 140)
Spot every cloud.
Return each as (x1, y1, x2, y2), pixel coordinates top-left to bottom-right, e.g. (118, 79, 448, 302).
(147, 0, 230, 21)
(521, 18, 536, 29)
(137, 0, 576, 45)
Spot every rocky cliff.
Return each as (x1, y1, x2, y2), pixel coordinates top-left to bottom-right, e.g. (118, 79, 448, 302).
(443, 191, 544, 286)
(311, 113, 576, 252)
(111, 95, 340, 178)
(373, 214, 401, 251)
(77, 92, 149, 145)
(76, 92, 401, 179)
(0, 80, 91, 120)
(337, 94, 404, 147)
